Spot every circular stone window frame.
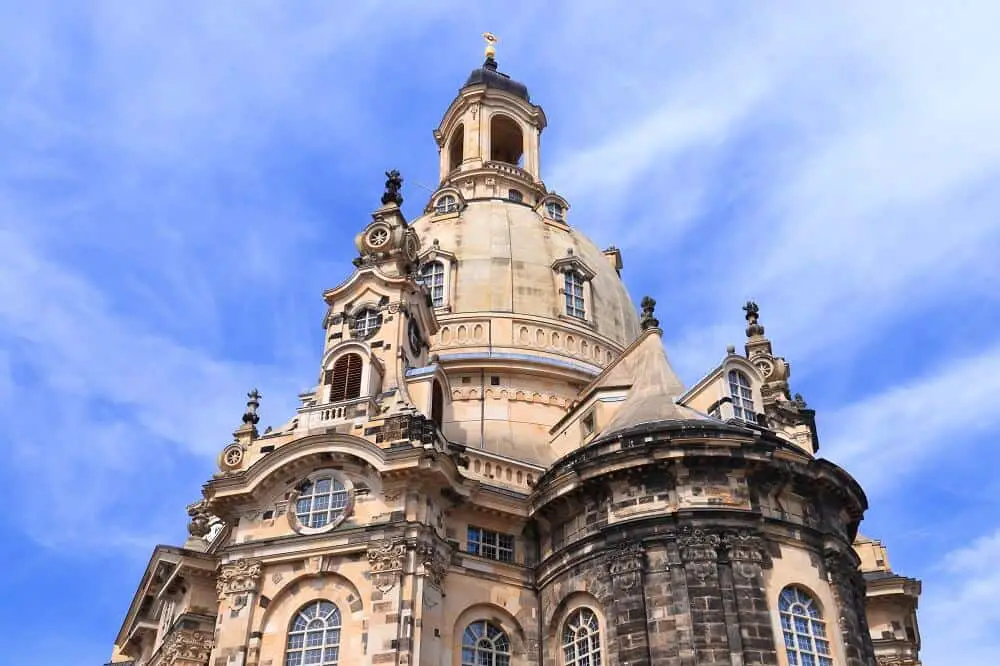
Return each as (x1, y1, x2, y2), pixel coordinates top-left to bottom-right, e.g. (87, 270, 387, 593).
(218, 443, 245, 471)
(286, 468, 356, 536)
(350, 306, 383, 341)
(365, 224, 391, 250)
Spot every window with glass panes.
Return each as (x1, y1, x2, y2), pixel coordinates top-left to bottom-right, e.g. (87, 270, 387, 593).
(728, 370, 755, 421)
(352, 308, 381, 339)
(284, 600, 341, 666)
(435, 195, 458, 214)
(562, 608, 602, 666)
(461, 620, 510, 666)
(419, 261, 446, 307)
(779, 587, 833, 666)
(546, 201, 565, 221)
(467, 526, 515, 562)
(564, 271, 585, 319)
(295, 475, 349, 529)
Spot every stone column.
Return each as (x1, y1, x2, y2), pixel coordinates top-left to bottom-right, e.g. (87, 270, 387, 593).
(677, 528, 731, 666)
(606, 542, 650, 666)
(642, 542, 684, 666)
(213, 558, 262, 666)
(721, 531, 779, 666)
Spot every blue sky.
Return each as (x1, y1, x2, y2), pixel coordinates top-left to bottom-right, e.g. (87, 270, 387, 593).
(1, 2, 997, 663)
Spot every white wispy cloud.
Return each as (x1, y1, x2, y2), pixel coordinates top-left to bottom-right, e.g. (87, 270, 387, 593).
(822, 342, 1000, 496)
(543, 1, 1000, 370)
(920, 526, 1000, 663)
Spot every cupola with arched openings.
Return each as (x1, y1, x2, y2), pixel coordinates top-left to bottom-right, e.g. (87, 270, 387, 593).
(433, 41, 547, 189)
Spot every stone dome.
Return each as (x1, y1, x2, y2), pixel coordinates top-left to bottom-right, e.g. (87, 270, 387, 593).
(410, 201, 640, 349)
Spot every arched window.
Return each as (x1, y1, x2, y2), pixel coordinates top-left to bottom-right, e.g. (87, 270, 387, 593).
(327, 353, 363, 402)
(431, 380, 444, 427)
(507, 188, 523, 203)
(352, 308, 382, 340)
(285, 600, 342, 666)
(448, 124, 464, 173)
(546, 201, 565, 221)
(461, 620, 511, 666)
(490, 115, 524, 166)
(562, 608, 602, 666)
(295, 474, 349, 529)
(564, 271, 586, 319)
(728, 370, 755, 422)
(779, 587, 833, 666)
(435, 194, 458, 214)
(420, 261, 446, 306)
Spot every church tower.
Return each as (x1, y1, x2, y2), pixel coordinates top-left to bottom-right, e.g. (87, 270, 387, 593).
(107, 37, 921, 666)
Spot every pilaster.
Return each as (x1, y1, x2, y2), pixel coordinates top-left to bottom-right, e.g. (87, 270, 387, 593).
(212, 558, 263, 666)
(606, 542, 650, 666)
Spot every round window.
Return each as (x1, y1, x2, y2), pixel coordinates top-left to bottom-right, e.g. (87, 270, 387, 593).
(366, 226, 390, 249)
(352, 308, 382, 340)
(289, 471, 354, 534)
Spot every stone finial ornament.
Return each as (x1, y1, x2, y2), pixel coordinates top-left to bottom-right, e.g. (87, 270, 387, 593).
(743, 300, 765, 337)
(186, 499, 211, 538)
(243, 388, 261, 425)
(381, 169, 404, 206)
(640, 296, 659, 330)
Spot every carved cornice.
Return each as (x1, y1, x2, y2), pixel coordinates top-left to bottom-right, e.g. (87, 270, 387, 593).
(216, 558, 262, 597)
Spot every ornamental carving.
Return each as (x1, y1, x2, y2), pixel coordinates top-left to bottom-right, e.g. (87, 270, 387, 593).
(158, 628, 214, 666)
(186, 499, 211, 538)
(677, 527, 721, 562)
(368, 539, 407, 593)
(217, 558, 263, 598)
(722, 530, 771, 579)
(368, 539, 406, 573)
(678, 527, 721, 581)
(606, 542, 644, 575)
(417, 543, 449, 587)
(606, 542, 644, 590)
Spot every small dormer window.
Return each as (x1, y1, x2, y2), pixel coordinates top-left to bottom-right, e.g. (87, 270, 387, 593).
(435, 194, 458, 214)
(352, 308, 382, 340)
(546, 201, 565, 221)
(728, 370, 755, 422)
(419, 260, 446, 307)
(564, 271, 586, 319)
(508, 188, 523, 203)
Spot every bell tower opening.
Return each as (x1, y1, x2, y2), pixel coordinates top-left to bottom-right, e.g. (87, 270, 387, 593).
(448, 124, 464, 173)
(490, 114, 524, 167)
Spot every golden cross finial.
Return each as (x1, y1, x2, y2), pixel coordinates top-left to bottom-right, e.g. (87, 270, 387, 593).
(483, 32, 498, 59)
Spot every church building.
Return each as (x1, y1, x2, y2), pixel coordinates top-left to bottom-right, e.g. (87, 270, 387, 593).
(108, 38, 922, 666)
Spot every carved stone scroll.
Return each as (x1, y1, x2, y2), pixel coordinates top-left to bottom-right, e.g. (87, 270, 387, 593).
(368, 539, 406, 592)
(216, 558, 263, 598)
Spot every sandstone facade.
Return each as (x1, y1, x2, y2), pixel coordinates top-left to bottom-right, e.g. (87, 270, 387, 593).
(108, 43, 921, 666)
